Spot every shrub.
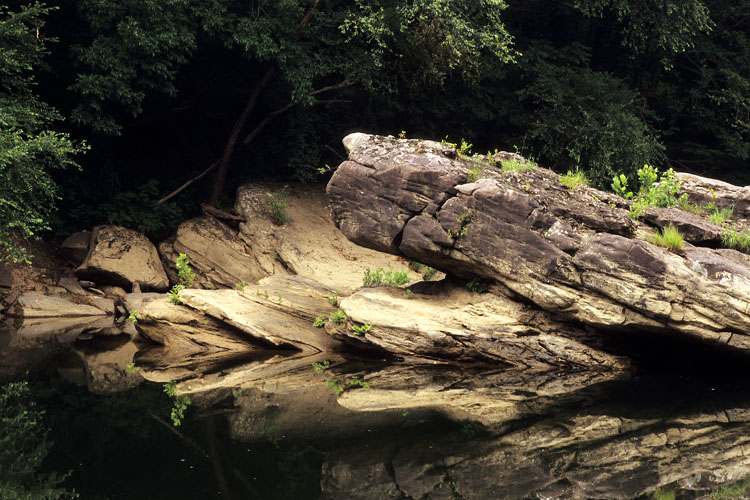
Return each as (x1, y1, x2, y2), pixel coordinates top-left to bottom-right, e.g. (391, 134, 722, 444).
(265, 187, 289, 225)
(313, 315, 326, 328)
(363, 268, 410, 287)
(423, 267, 437, 280)
(351, 323, 371, 336)
(614, 164, 686, 220)
(329, 309, 346, 324)
(559, 169, 589, 190)
(650, 225, 683, 251)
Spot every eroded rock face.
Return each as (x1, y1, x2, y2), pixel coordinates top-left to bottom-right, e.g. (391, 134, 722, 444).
(327, 134, 750, 354)
(677, 172, 750, 216)
(76, 225, 169, 291)
(159, 216, 267, 289)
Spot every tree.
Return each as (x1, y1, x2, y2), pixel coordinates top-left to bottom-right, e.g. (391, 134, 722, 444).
(68, 0, 516, 205)
(0, 2, 85, 263)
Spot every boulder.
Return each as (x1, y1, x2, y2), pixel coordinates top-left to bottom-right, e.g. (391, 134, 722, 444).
(159, 216, 267, 289)
(327, 134, 750, 355)
(76, 225, 169, 291)
(677, 172, 750, 216)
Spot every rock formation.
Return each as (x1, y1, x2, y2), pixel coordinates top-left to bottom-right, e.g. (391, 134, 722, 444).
(327, 133, 750, 356)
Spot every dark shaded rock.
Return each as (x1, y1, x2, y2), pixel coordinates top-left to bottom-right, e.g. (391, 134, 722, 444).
(60, 230, 91, 265)
(0, 263, 12, 288)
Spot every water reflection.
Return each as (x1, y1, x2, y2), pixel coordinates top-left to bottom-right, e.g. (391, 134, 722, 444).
(2, 319, 750, 499)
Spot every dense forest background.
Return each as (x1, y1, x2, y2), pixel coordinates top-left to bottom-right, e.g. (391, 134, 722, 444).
(2, 0, 749, 261)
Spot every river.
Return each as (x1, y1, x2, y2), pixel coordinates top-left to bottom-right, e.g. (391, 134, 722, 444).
(2, 319, 750, 500)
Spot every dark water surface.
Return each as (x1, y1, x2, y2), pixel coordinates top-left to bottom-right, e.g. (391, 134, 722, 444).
(3, 320, 750, 500)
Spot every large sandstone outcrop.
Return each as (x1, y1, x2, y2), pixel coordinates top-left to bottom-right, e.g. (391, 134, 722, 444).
(76, 225, 169, 291)
(327, 133, 750, 355)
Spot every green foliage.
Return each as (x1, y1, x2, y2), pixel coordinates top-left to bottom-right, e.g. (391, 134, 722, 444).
(406, 289, 413, 298)
(423, 267, 438, 280)
(351, 323, 371, 336)
(0, 381, 77, 499)
(449, 209, 475, 239)
(325, 379, 343, 395)
(126, 309, 138, 323)
(265, 187, 290, 225)
(711, 477, 750, 500)
(0, 3, 86, 263)
(721, 227, 750, 253)
(362, 268, 411, 287)
(167, 284, 184, 305)
(650, 489, 676, 500)
(329, 309, 346, 324)
(347, 376, 370, 389)
(500, 158, 535, 172)
(126, 362, 136, 373)
(234, 280, 246, 291)
(67, 179, 182, 239)
(313, 315, 326, 328)
(466, 167, 479, 183)
(466, 278, 489, 293)
(710, 207, 733, 226)
(175, 253, 195, 286)
(312, 360, 331, 373)
(517, 42, 664, 189)
(650, 225, 684, 251)
(559, 169, 589, 190)
(327, 292, 339, 306)
(163, 382, 191, 427)
(616, 165, 685, 219)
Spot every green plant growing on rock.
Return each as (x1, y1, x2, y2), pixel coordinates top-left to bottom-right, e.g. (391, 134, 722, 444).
(449, 209, 475, 239)
(559, 169, 589, 190)
(721, 227, 750, 253)
(651, 489, 676, 500)
(348, 376, 370, 389)
(351, 323, 371, 336)
(423, 267, 437, 280)
(327, 292, 339, 305)
(650, 225, 683, 251)
(466, 167, 479, 183)
(363, 268, 410, 287)
(167, 285, 185, 305)
(329, 309, 346, 324)
(710, 207, 733, 226)
(614, 165, 686, 220)
(326, 379, 343, 395)
(126, 362, 136, 373)
(265, 187, 289, 225)
(163, 382, 191, 427)
(500, 158, 535, 171)
(176, 253, 195, 286)
(313, 315, 326, 328)
(312, 360, 331, 372)
(234, 280, 246, 291)
(710, 477, 750, 500)
(466, 278, 489, 293)
(126, 310, 138, 323)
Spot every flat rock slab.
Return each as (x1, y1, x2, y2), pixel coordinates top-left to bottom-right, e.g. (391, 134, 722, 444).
(179, 288, 342, 352)
(336, 281, 627, 368)
(7, 292, 110, 318)
(76, 225, 169, 291)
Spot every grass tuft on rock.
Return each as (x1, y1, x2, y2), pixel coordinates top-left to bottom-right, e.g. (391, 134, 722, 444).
(650, 225, 683, 251)
(559, 169, 589, 190)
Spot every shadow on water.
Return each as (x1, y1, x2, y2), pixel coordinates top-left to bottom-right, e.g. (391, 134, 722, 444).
(4, 320, 750, 499)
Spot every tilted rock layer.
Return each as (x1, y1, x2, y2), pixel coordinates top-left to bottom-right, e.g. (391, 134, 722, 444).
(327, 133, 750, 353)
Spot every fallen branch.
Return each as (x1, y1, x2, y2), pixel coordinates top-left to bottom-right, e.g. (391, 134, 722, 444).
(157, 159, 219, 205)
